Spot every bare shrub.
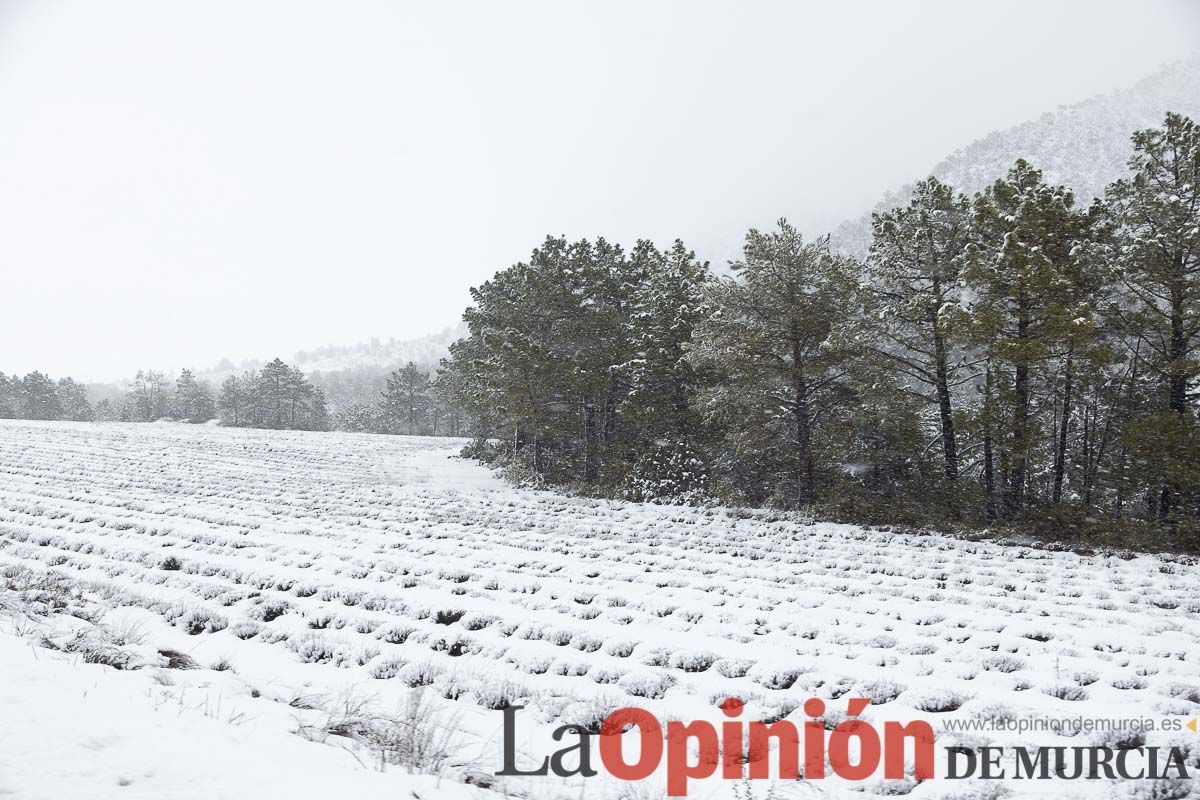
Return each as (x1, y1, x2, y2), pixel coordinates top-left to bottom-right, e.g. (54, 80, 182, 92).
(980, 655, 1025, 673)
(378, 623, 417, 644)
(461, 613, 498, 631)
(247, 598, 290, 623)
(52, 629, 136, 670)
(101, 617, 148, 647)
(751, 665, 807, 691)
(158, 648, 200, 670)
(1043, 683, 1089, 702)
(910, 689, 971, 712)
(571, 634, 604, 653)
(289, 634, 337, 664)
(230, 622, 262, 640)
(618, 671, 676, 699)
(669, 651, 718, 673)
(397, 661, 442, 687)
(714, 658, 755, 678)
(473, 680, 525, 710)
(369, 657, 408, 680)
(604, 640, 637, 658)
(298, 689, 465, 775)
(856, 679, 906, 705)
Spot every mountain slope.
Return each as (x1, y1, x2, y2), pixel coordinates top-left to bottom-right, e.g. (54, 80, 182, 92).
(831, 56, 1200, 257)
(198, 324, 466, 384)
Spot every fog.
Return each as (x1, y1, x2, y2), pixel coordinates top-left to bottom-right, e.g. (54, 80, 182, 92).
(0, 0, 1196, 380)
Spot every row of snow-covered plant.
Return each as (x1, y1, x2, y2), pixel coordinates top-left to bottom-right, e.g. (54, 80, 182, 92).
(439, 113, 1200, 550)
(1, 424, 1199, 797)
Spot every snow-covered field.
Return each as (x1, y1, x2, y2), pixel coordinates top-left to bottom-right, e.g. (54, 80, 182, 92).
(0, 420, 1197, 800)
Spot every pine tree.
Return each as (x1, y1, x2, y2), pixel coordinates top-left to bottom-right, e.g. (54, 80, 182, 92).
(56, 377, 93, 421)
(93, 398, 119, 422)
(128, 370, 169, 421)
(217, 375, 244, 426)
(380, 362, 432, 435)
(865, 177, 973, 483)
(174, 369, 214, 422)
(618, 240, 711, 501)
(965, 160, 1091, 516)
(19, 372, 63, 420)
(192, 380, 216, 422)
(0, 373, 16, 419)
(258, 358, 292, 428)
(444, 236, 640, 483)
(333, 400, 382, 433)
(692, 220, 859, 506)
(284, 366, 309, 429)
(306, 386, 330, 431)
(1105, 113, 1200, 521)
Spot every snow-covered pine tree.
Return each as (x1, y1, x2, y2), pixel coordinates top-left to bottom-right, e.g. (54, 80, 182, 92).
(1105, 112, 1200, 523)
(56, 377, 93, 421)
(19, 371, 63, 420)
(692, 220, 859, 507)
(965, 160, 1092, 516)
(217, 375, 244, 426)
(380, 362, 432, 435)
(865, 177, 973, 483)
(618, 239, 711, 502)
(173, 369, 214, 422)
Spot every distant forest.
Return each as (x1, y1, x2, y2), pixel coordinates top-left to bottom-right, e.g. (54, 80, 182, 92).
(439, 114, 1200, 550)
(0, 358, 462, 437)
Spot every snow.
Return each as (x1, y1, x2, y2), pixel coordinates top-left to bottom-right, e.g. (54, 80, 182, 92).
(0, 629, 483, 800)
(0, 419, 1198, 799)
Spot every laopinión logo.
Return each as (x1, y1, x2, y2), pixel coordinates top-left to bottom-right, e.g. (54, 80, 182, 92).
(497, 697, 1194, 796)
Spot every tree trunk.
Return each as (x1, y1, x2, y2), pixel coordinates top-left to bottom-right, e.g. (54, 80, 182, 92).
(1052, 343, 1074, 503)
(1007, 305, 1031, 516)
(983, 363, 996, 520)
(1161, 282, 1187, 521)
(582, 399, 598, 484)
(932, 316, 958, 480)
(790, 328, 814, 506)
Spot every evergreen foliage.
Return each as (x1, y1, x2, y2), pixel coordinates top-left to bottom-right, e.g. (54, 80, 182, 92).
(443, 114, 1200, 549)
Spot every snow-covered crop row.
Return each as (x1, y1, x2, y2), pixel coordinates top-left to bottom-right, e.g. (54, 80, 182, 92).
(0, 420, 1197, 799)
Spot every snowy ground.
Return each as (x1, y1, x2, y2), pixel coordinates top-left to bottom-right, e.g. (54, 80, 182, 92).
(0, 420, 1197, 799)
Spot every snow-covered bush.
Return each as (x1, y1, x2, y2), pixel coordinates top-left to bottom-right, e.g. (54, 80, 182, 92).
(910, 689, 971, 712)
(397, 661, 441, 687)
(621, 440, 709, 505)
(473, 680, 525, 710)
(669, 650, 718, 673)
(230, 622, 261, 640)
(290, 634, 337, 664)
(1043, 683, 1089, 702)
(618, 671, 676, 699)
(369, 656, 408, 680)
(856, 679, 906, 705)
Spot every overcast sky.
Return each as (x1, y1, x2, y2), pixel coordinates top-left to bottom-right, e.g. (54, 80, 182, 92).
(1, 1, 1197, 381)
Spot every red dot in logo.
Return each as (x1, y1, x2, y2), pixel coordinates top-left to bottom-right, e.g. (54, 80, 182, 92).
(720, 697, 744, 716)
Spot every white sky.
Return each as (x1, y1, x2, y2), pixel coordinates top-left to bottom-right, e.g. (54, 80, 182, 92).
(1, 1, 1197, 381)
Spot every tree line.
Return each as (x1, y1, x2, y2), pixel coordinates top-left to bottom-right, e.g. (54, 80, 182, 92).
(0, 372, 92, 421)
(440, 113, 1200, 549)
(333, 361, 467, 437)
(216, 359, 329, 431)
(0, 358, 468, 437)
(0, 359, 330, 432)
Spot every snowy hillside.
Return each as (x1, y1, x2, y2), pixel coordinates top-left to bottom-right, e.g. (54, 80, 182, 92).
(1, 421, 1198, 798)
(198, 324, 466, 384)
(831, 56, 1200, 257)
